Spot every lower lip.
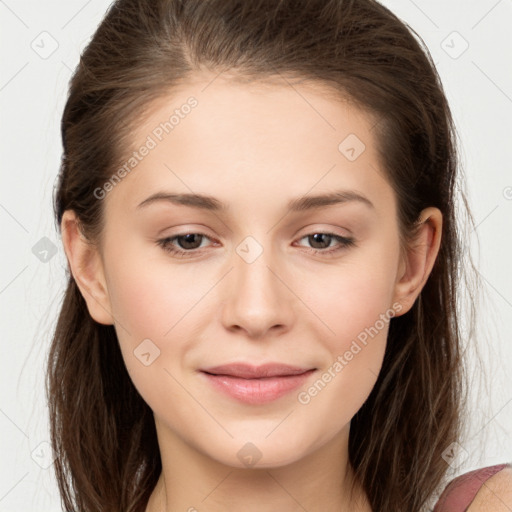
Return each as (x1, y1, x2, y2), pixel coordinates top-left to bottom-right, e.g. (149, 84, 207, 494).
(201, 370, 316, 404)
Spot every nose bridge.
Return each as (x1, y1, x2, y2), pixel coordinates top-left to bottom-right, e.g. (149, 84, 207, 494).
(220, 233, 294, 336)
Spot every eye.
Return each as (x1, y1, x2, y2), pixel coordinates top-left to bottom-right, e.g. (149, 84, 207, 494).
(156, 233, 215, 258)
(295, 232, 356, 256)
(156, 231, 356, 258)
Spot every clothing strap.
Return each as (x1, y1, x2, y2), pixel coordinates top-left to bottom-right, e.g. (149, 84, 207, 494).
(433, 463, 511, 512)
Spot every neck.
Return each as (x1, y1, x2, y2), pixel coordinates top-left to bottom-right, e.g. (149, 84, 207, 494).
(146, 420, 371, 512)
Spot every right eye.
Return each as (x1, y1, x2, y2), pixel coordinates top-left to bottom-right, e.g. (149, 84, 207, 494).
(156, 232, 216, 257)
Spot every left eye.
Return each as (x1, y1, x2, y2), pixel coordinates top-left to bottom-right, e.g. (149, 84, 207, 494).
(156, 231, 355, 258)
(295, 232, 355, 254)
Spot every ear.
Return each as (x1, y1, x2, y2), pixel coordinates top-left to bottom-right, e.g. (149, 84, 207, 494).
(60, 210, 114, 325)
(392, 207, 443, 316)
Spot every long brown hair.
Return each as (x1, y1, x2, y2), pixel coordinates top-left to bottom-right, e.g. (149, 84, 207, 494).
(47, 0, 477, 510)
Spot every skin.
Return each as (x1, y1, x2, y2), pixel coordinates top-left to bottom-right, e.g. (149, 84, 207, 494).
(467, 467, 512, 511)
(61, 72, 444, 511)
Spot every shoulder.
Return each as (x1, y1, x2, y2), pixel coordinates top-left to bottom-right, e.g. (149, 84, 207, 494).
(467, 466, 512, 511)
(434, 463, 512, 512)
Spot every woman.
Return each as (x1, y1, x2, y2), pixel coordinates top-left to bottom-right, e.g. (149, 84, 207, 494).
(47, 0, 512, 510)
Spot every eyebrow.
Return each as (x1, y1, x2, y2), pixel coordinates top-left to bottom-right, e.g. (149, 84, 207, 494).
(136, 189, 374, 212)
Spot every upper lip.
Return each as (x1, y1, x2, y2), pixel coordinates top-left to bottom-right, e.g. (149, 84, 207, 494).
(201, 363, 315, 379)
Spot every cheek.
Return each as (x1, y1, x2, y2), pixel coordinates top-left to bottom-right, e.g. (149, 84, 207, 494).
(103, 246, 211, 389)
(295, 271, 393, 436)
(320, 279, 391, 385)
(105, 249, 208, 341)
(293, 248, 398, 412)
(104, 254, 203, 413)
(302, 253, 398, 351)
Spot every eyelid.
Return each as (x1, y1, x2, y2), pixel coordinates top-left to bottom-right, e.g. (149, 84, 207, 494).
(295, 223, 353, 238)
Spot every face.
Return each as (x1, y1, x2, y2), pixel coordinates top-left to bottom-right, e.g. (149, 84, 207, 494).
(91, 74, 408, 468)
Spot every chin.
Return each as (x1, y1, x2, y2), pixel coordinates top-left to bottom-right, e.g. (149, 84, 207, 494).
(200, 431, 317, 470)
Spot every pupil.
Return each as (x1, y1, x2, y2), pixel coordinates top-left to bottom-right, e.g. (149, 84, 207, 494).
(179, 234, 201, 249)
(310, 233, 331, 249)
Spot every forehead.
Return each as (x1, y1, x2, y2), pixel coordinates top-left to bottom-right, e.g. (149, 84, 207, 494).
(104, 72, 393, 218)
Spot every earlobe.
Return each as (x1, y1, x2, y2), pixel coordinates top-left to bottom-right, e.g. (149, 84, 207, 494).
(60, 210, 114, 325)
(392, 207, 443, 316)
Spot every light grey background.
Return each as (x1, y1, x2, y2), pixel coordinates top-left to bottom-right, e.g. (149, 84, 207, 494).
(1, 0, 511, 510)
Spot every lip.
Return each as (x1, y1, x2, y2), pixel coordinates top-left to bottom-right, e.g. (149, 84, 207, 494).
(200, 363, 316, 404)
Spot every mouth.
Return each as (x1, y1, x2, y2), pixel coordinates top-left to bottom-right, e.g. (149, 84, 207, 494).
(199, 363, 316, 404)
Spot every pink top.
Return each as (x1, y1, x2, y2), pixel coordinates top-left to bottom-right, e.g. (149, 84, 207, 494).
(433, 463, 511, 511)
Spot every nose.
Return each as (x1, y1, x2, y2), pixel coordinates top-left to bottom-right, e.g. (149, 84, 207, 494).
(220, 239, 295, 339)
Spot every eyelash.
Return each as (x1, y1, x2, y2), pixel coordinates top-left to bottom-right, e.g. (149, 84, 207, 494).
(156, 231, 356, 258)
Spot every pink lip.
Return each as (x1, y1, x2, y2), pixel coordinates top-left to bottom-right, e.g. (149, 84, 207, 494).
(200, 363, 316, 404)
